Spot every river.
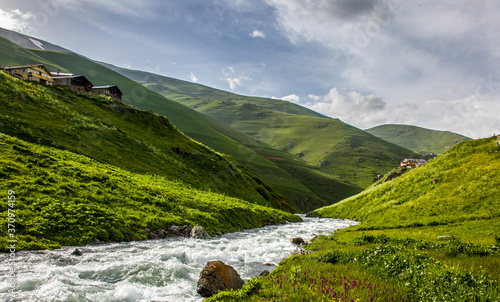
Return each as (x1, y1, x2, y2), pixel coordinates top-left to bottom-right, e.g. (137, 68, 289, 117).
(0, 215, 357, 302)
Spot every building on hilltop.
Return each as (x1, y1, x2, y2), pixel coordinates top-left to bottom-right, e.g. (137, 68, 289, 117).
(400, 158, 427, 168)
(52, 74, 93, 93)
(4, 64, 53, 85)
(92, 85, 123, 101)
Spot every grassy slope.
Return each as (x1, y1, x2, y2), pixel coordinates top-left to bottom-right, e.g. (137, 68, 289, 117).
(0, 71, 298, 211)
(108, 66, 418, 189)
(25, 46, 336, 211)
(366, 124, 471, 155)
(0, 133, 301, 251)
(0, 36, 330, 211)
(209, 137, 500, 302)
(314, 137, 500, 228)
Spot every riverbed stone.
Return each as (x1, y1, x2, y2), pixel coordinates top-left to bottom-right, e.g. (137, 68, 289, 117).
(71, 248, 83, 256)
(191, 226, 210, 239)
(197, 260, 244, 297)
(170, 225, 192, 237)
(290, 237, 305, 245)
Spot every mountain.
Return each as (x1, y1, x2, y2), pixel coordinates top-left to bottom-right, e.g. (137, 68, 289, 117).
(0, 30, 361, 210)
(104, 65, 420, 189)
(0, 69, 299, 212)
(366, 124, 471, 155)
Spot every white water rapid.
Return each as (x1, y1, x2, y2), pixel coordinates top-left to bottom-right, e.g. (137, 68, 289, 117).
(0, 215, 358, 302)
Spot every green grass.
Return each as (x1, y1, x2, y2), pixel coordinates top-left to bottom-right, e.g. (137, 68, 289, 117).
(107, 65, 418, 195)
(0, 133, 301, 251)
(0, 70, 298, 211)
(207, 137, 500, 301)
(366, 124, 471, 155)
(314, 137, 500, 229)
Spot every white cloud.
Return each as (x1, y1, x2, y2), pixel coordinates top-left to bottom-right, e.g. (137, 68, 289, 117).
(281, 94, 300, 103)
(189, 72, 199, 82)
(0, 8, 34, 33)
(51, 0, 160, 18)
(303, 88, 499, 138)
(226, 76, 251, 90)
(250, 30, 266, 38)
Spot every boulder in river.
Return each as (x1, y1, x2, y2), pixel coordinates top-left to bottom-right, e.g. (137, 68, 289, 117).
(170, 225, 192, 237)
(290, 237, 305, 245)
(197, 260, 244, 297)
(71, 248, 83, 256)
(191, 226, 210, 239)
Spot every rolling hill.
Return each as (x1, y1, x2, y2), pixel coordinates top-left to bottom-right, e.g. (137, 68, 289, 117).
(366, 124, 471, 155)
(107, 65, 419, 188)
(0, 34, 338, 211)
(0, 70, 297, 211)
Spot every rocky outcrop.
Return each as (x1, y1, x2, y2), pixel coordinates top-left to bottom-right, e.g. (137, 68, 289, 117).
(71, 248, 83, 256)
(191, 226, 210, 239)
(197, 261, 244, 297)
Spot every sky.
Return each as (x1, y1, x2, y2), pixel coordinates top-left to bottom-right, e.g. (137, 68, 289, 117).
(0, 0, 499, 138)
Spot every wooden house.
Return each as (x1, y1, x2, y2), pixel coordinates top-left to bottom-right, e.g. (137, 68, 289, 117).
(4, 64, 53, 85)
(52, 74, 93, 93)
(400, 158, 427, 168)
(92, 85, 123, 101)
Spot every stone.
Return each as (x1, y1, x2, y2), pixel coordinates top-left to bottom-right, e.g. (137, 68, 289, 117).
(93, 239, 102, 245)
(432, 179, 438, 184)
(191, 226, 210, 239)
(197, 261, 244, 298)
(437, 236, 453, 240)
(156, 229, 167, 239)
(71, 248, 83, 256)
(258, 270, 270, 277)
(170, 225, 192, 237)
(290, 237, 305, 245)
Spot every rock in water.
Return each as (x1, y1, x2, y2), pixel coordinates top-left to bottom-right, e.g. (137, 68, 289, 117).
(290, 237, 305, 245)
(71, 248, 83, 256)
(191, 226, 210, 239)
(197, 260, 244, 297)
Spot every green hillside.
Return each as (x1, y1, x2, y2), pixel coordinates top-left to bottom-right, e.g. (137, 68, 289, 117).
(366, 124, 471, 155)
(0, 133, 300, 251)
(0, 70, 297, 211)
(0, 35, 338, 211)
(315, 136, 500, 229)
(210, 137, 500, 302)
(107, 66, 419, 188)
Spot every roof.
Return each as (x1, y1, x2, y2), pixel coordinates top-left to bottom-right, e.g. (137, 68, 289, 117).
(93, 85, 123, 95)
(4, 64, 52, 75)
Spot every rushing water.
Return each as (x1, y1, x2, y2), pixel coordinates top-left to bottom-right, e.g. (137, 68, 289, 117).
(0, 216, 358, 302)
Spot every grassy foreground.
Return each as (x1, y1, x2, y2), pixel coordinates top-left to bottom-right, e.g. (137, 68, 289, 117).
(207, 137, 500, 301)
(0, 133, 300, 251)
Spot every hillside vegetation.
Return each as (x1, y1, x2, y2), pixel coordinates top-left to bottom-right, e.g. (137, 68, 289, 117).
(209, 137, 500, 301)
(366, 124, 471, 155)
(107, 65, 418, 189)
(0, 71, 296, 211)
(0, 35, 337, 210)
(0, 133, 300, 251)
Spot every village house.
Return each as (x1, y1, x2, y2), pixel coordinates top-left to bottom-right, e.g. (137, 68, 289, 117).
(5, 64, 123, 101)
(400, 158, 427, 168)
(4, 64, 53, 85)
(92, 85, 123, 101)
(51, 73, 94, 93)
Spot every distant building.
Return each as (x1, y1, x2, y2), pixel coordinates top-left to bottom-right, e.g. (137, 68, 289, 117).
(4, 64, 53, 85)
(400, 158, 427, 168)
(92, 85, 123, 101)
(52, 74, 93, 93)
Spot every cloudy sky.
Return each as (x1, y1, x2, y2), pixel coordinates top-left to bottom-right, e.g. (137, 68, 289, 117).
(1, 0, 499, 138)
